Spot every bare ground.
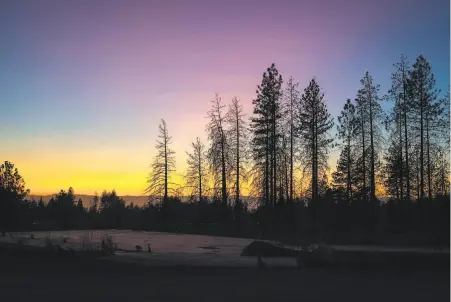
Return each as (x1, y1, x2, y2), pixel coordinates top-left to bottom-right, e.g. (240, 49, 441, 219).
(0, 250, 448, 302)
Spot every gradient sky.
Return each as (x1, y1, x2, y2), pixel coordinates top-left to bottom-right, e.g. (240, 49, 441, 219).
(0, 0, 449, 196)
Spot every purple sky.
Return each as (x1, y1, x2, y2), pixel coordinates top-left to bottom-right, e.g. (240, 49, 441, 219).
(0, 0, 449, 195)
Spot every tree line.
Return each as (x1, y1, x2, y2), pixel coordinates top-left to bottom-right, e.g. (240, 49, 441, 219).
(147, 55, 449, 206)
(0, 54, 449, 245)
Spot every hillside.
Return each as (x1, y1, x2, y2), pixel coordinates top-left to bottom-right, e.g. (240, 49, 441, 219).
(28, 195, 150, 207)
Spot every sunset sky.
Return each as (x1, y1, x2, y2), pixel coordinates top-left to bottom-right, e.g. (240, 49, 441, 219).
(0, 0, 449, 196)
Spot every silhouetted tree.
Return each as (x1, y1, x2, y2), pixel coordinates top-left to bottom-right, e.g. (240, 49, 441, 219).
(206, 94, 231, 205)
(100, 190, 126, 228)
(433, 89, 450, 196)
(250, 63, 283, 205)
(433, 148, 450, 196)
(89, 192, 99, 213)
(382, 138, 403, 199)
(332, 99, 357, 203)
(443, 88, 450, 146)
(0, 161, 29, 199)
(48, 187, 77, 229)
(388, 54, 411, 201)
(184, 137, 209, 202)
(225, 96, 249, 209)
(297, 78, 334, 202)
(147, 119, 176, 203)
(77, 198, 84, 210)
(283, 77, 300, 203)
(278, 121, 290, 203)
(0, 161, 29, 231)
(37, 197, 45, 217)
(356, 72, 383, 201)
(408, 56, 439, 201)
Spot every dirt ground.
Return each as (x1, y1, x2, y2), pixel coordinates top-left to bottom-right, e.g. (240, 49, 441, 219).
(0, 251, 448, 302)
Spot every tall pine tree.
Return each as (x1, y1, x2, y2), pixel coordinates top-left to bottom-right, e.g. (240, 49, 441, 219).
(250, 63, 283, 206)
(332, 99, 357, 203)
(388, 54, 411, 201)
(356, 72, 383, 201)
(408, 55, 439, 200)
(297, 78, 334, 202)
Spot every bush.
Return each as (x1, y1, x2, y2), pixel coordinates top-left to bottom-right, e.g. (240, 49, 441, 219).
(101, 233, 116, 255)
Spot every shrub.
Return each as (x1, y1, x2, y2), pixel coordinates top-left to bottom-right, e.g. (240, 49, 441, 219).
(101, 234, 116, 255)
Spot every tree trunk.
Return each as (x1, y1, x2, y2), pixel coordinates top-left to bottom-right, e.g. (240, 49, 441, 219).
(265, 123, 270, 205)
(290, 100, 294, 203)
(403, 72, 411, 201)
(398, 110, 404, 201)
(360, 105, 366, 200)
(420, 92, 424, 200)
(426, 117, 432, 201)
(316, 104, 319, 201)
(236, 114, 240, 206)
(347, 137, 352, 203)
(199, 146, 202, 202)
(164, 137, 168, 201)
(285, 154, 289, 203)
(368, 86, 376, 201)
(221, 130, 227, 205)
(395, 176, 400, 200)
(272, 108, 277, 206)
(312, 102, 317, 202)
(269, 131, 274, 206)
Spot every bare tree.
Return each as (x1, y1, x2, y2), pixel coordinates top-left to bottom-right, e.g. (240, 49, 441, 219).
(206, 94, 230, 205)
(225, 97, 249, 208)
(284, 77, 300, 203)
(146, 119, 176, 203)
(184, 137, 209, 202)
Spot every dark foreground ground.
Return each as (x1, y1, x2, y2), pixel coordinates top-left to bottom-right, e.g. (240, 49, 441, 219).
(0, 247, 449, 302)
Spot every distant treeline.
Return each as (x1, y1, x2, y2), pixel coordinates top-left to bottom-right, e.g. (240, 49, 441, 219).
(0, 163, 448, 246)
